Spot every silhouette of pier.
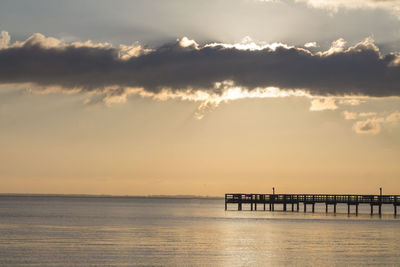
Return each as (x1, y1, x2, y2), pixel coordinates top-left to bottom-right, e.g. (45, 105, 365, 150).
(225, 193, 400, 215)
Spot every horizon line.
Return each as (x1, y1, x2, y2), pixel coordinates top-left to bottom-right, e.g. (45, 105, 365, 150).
(0, 193, 223, 199)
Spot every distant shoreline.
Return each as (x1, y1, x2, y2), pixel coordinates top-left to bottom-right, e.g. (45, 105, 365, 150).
(0, 193, 223, 199)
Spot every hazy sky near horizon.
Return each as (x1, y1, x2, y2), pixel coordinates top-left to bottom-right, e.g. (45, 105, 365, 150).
(1, 0, 400, 195)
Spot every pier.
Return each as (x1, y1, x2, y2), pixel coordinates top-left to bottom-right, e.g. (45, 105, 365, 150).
(225, 193, 400, 215)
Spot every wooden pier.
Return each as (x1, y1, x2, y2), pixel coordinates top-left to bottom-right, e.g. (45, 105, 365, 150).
(225, 194, 400, 215)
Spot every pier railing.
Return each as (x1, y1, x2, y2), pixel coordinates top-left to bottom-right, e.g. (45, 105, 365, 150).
(225, 193, 400, 215)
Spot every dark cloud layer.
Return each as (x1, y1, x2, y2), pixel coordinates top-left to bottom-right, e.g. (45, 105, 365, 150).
(0, 35, 400, 97)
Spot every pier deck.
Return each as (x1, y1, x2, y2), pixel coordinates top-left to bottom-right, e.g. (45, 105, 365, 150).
(225, 193, 400, 215)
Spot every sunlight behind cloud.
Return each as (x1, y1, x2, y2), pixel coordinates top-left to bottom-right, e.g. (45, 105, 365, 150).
(204, 36, 293, 51)
(115, 81, 311, 120)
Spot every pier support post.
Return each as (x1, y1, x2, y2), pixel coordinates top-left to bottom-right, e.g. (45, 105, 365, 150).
(291, 203, 294, 212)
(272, 203, 275, 211)
(297, 202, 299, 212)
(370, 204, 373, 215)
(238, 202, 242, 211)
(334, 204, 336, 214)
(304, 204, 307, 212)
(379, 204, 382, 215)
(269, 203, 272, 211)
(395, 205, 397, 216)
(347, 204, 350, 215)
(283, 203, 287, 211)
(312, 203, 315, 213)
(356, 204, 358, 215)
(225, 202, 227, 211)
(326, 204, 328, 213)
(264, 203, 266, 211)
(255, 203, 257, 211)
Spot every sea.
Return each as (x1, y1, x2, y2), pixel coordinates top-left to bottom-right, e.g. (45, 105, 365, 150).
(0, 195, 399, 266)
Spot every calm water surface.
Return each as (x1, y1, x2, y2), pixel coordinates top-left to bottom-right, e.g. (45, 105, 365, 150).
(0, 196, 399, 266)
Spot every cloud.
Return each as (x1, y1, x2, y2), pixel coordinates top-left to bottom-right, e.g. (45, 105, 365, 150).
(386, 111, 400, 122)
(1, 31, 400, 100)
(295, 0, 400, 19)
(2, 31, 400, 134)
(320, 38, 347, 56)
(0, 31, 10, 49)
(353, 118, 384, 135)
(349, 111, 400, 135)
(304, 42, 318, 48)
(359, 112, 377, 117)
(310, 98, 338, 111)
(343, 111, 376, 120)
(257, 0, 281, 3)
(343, 111, 358, 120)
(178, 37, 199, 49)
(338, 98, 365, 106)
(1, 30, 400, 121)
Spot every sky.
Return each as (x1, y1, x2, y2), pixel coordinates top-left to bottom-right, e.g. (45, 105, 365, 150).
(1, 0, 400, 196)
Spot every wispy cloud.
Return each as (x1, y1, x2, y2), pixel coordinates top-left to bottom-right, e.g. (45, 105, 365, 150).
(343, 111, 358, 120)
(345, 111, 400, 135)
(309, 98, 338, 111)
(338, 99, 365, 106)
(386, 112, 400, 122)
(353, 117, 384, 135)
(295, 0, 400, 19)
